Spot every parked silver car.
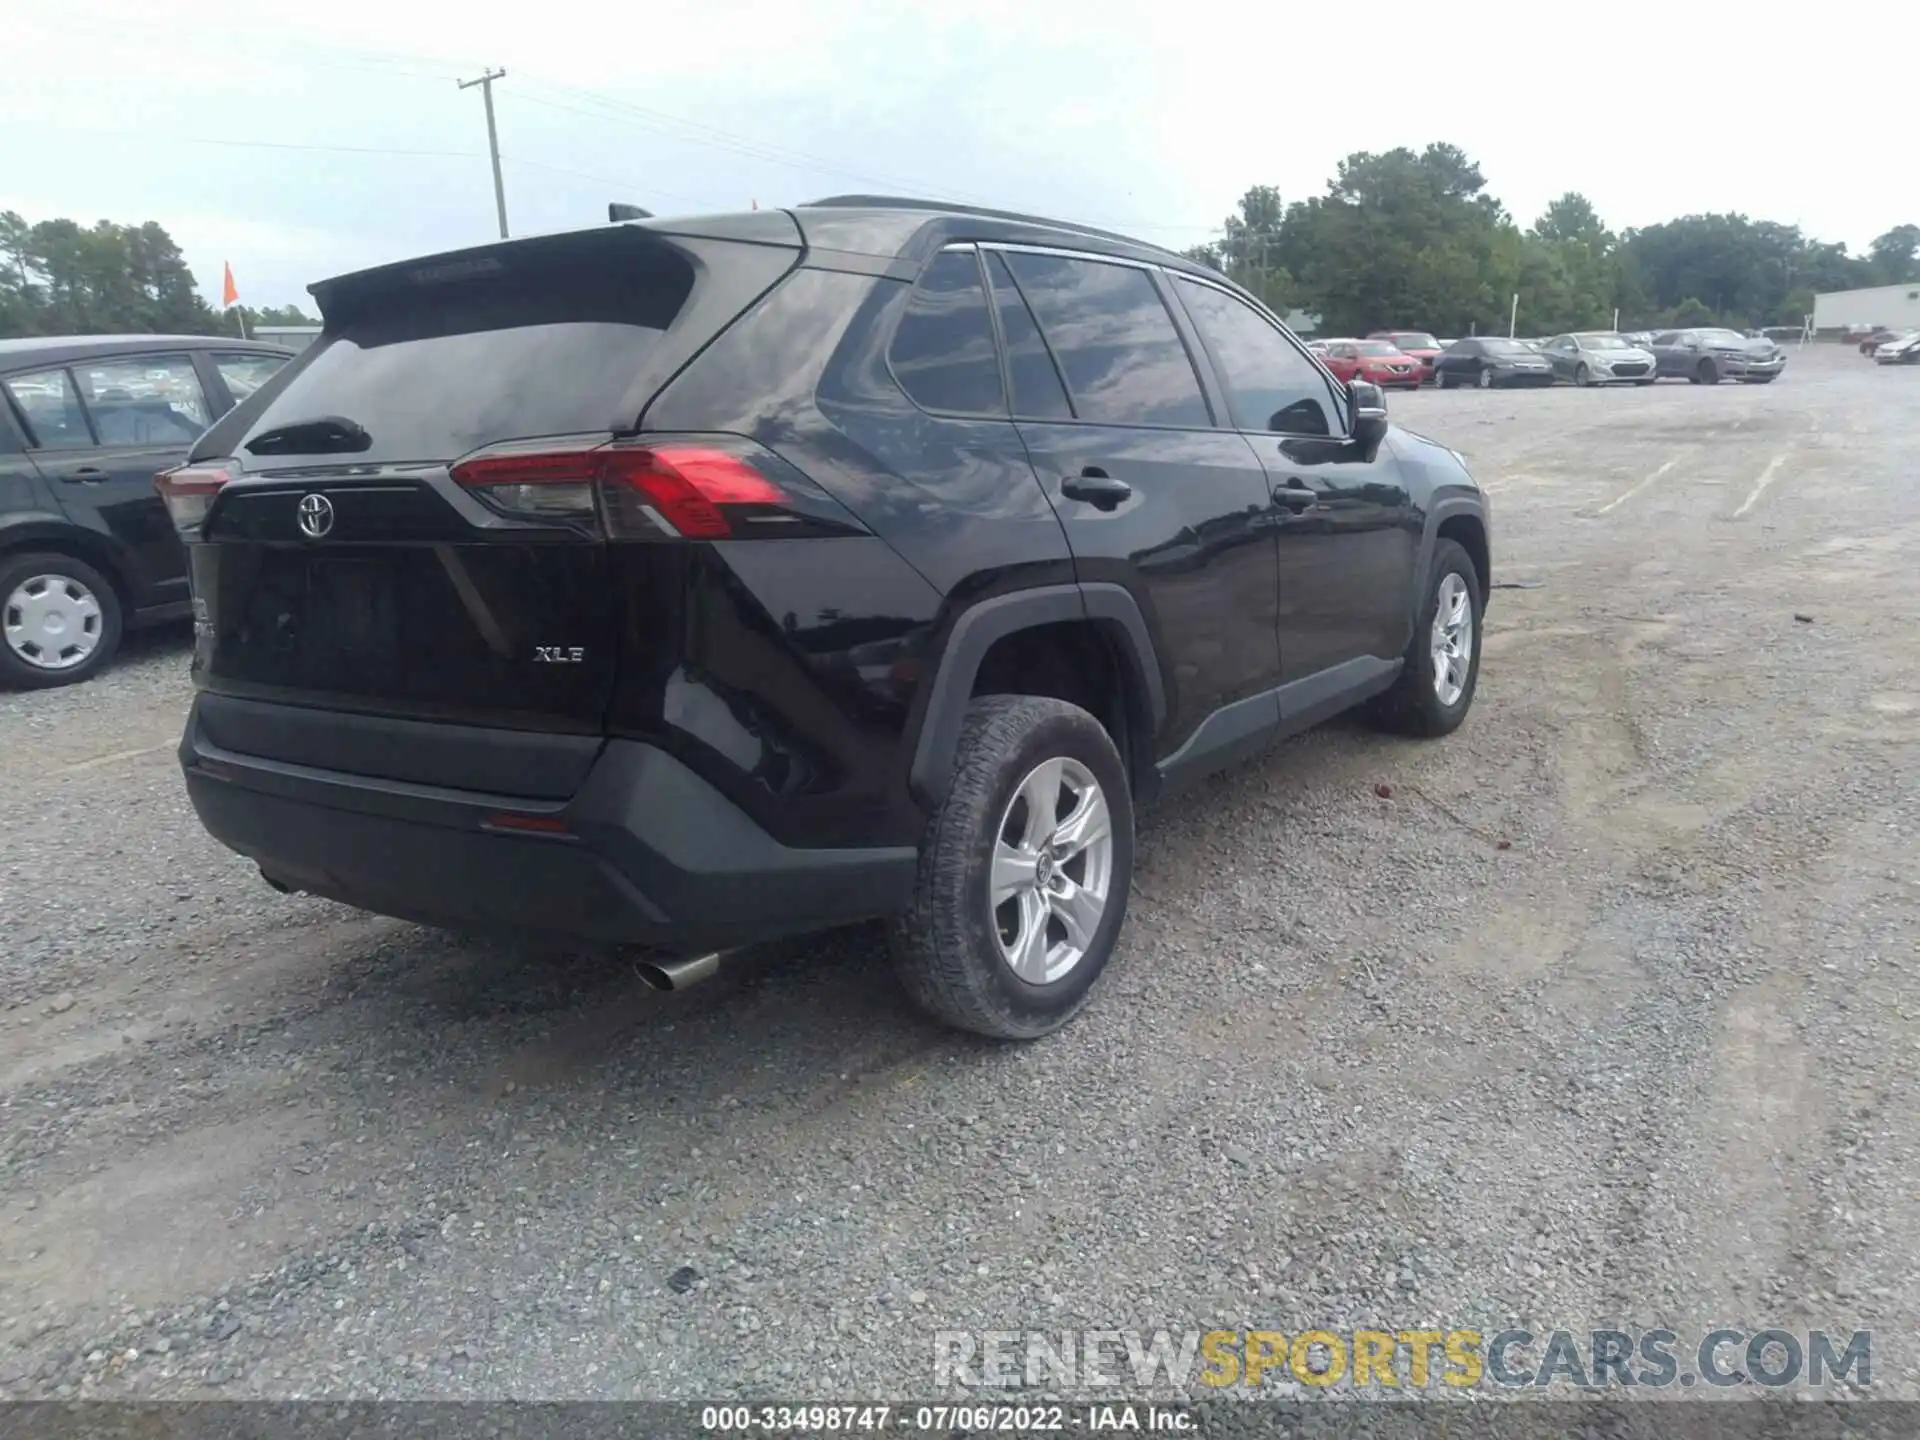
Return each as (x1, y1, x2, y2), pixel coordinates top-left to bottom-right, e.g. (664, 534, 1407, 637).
(1540, 332, 1657, 386)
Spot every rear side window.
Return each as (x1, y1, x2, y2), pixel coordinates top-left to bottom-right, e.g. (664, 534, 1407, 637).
(237, 237, 696, 465)
(76, 353, 209, 444)
(1001, 252, 1209, 428)
(888, 250, 1003, 415)
(1174, 278, 1338, 436)
(986, 252, 1070, 419)
(3, 369, 93, 450)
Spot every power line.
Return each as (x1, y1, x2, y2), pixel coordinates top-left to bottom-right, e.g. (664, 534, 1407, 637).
(25, 18, 1226, 237)
(37, 125, 482, 160)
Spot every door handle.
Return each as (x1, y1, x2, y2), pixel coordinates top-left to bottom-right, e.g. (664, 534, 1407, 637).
(64, 466, 109, 483)
(1272, 479, 1316, 508)
(1061, 468, 1132, 511)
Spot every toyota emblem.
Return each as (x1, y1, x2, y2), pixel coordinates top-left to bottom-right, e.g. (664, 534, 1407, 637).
(296, 493, 335, 540)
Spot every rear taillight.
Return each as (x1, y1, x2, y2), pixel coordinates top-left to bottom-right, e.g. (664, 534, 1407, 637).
(449, 438, 787, 540)
(155, 459, 239, 531)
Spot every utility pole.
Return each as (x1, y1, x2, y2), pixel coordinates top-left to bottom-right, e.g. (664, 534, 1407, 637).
(458, 68, 509, 239)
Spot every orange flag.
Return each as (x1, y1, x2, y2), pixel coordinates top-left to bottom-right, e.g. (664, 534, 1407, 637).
(221, 262, 239, 308)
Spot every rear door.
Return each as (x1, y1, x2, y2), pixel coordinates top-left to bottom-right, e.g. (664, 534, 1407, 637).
(2, 357, 200, 610)
(1170, 276, 1415, 681)
(189, 226, 756, 736)
(988, 247, 1280, 755)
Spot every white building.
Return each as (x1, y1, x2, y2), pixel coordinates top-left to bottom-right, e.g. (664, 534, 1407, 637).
(1812, 282, 1920, 332)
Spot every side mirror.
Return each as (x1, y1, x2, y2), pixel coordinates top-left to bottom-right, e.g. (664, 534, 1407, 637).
(1349, 379, 1387, 448)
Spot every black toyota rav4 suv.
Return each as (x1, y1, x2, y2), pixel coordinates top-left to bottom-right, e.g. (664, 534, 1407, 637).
(168, 198, 1490, 1039)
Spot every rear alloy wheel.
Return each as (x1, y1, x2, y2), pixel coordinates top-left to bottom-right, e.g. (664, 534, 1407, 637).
(890, 695, 1134, 1039)
(1367, 537, 1483, 738)
(1574, 363, 1592, 387)
(1477, 367, 1494, 389)
(0, 552, 123, 689)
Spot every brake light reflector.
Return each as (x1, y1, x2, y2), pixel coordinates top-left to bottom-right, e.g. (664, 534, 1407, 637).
(154, 459, 239, 531)
(449, 439, 787, 539)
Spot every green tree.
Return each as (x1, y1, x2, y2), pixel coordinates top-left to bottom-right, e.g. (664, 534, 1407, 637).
(1668, 296, 1716, 327)
(1217, 185, 1293, 311)
(0, 212, 228, 338)
(1868, 224, 1920, 284)
(1275, 144, 1513, 335)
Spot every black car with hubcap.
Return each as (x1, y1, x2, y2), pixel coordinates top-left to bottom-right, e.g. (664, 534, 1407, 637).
(0, 336, 294, 687)
(1432, 337, 1555, 388)
(169, 198, 1492, 1039)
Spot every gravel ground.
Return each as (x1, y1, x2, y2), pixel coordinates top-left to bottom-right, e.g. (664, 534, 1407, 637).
(2, 347, 1917, 1402)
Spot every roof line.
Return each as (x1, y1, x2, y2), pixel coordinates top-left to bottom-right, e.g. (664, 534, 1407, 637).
(797, 194, 1190, 262)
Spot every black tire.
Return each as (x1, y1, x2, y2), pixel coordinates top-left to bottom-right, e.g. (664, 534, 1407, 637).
(1366, 538, 1483, 739)
(1438, 370, 1455, 390)
(1476, 367, 1493, 389)
(1695, 358, 1720, 385)
(1574, 363, 1591, 387)
(889, 694, 1134, 1039)
(0, 551, 123, 690)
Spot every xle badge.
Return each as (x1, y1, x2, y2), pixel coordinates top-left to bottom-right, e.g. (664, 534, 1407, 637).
(534, 646, 587, 663)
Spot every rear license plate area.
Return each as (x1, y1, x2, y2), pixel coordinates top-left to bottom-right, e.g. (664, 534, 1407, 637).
(304, 556, 400, 684)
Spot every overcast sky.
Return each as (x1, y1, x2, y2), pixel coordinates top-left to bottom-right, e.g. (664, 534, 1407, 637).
(3, 0, 1904, 312)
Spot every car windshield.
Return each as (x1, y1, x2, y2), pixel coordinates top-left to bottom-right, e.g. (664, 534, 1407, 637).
(1479, 339, 1529, 354)
(1700, 329, 1749, 345)
(1355, 341, 1402, 356)
(1580, 334, 1630, 349)
(1388, 333, 1438, 350)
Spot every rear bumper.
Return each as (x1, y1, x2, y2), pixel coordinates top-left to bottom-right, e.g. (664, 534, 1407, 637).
(180, 698, 918, 951)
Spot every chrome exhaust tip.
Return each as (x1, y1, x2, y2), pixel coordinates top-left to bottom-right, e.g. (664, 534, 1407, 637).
(636, 951, 722, 992)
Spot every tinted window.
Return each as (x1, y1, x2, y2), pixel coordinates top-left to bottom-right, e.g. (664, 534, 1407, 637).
(985, 252, 1070, 419)
(1174, 278, 1336, 436)
(3, 368, 94, 450)
(1001, 252, 1209, 427)
(889, 250, 1003, 415)
(214, 350, 290, 401)
(238, 240, 695, 465)
(75, 353, 209, 445)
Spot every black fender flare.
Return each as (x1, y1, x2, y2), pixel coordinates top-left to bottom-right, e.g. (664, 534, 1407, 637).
(1410, 491, 1491, 620)
(907, 581, 1166, 808)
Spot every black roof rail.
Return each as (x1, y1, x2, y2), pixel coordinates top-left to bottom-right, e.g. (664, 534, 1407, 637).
(797, 194, 1185, 260)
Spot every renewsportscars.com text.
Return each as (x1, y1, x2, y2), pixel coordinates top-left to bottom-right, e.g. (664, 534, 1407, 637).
(934, 1327, 1872, 1391)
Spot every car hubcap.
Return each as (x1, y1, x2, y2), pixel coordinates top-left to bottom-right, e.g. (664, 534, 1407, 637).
(4, 573, 103, 671)
(990, 756, 1114, 985)
(1478, 369, 1491, 388)
(1430, 572, 1473, 707)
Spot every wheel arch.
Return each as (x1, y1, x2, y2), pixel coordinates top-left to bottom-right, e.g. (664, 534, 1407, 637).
(907, 583, 1165, 809)
(1411, 494, 1491, 626)
(0, 517, 135, 613)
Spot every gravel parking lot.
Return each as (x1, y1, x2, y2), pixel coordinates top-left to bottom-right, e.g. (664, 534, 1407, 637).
(2, 347, 1916, 1401)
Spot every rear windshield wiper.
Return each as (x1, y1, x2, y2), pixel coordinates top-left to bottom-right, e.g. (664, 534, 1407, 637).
(244, 415, 372, 456)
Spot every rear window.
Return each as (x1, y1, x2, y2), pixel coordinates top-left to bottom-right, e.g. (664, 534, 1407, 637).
(237, 239, 696, 466)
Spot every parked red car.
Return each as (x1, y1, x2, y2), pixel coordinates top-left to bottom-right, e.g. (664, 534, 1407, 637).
(1320, 338, 1422, 390)
(1368, 330, 1442, 383)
